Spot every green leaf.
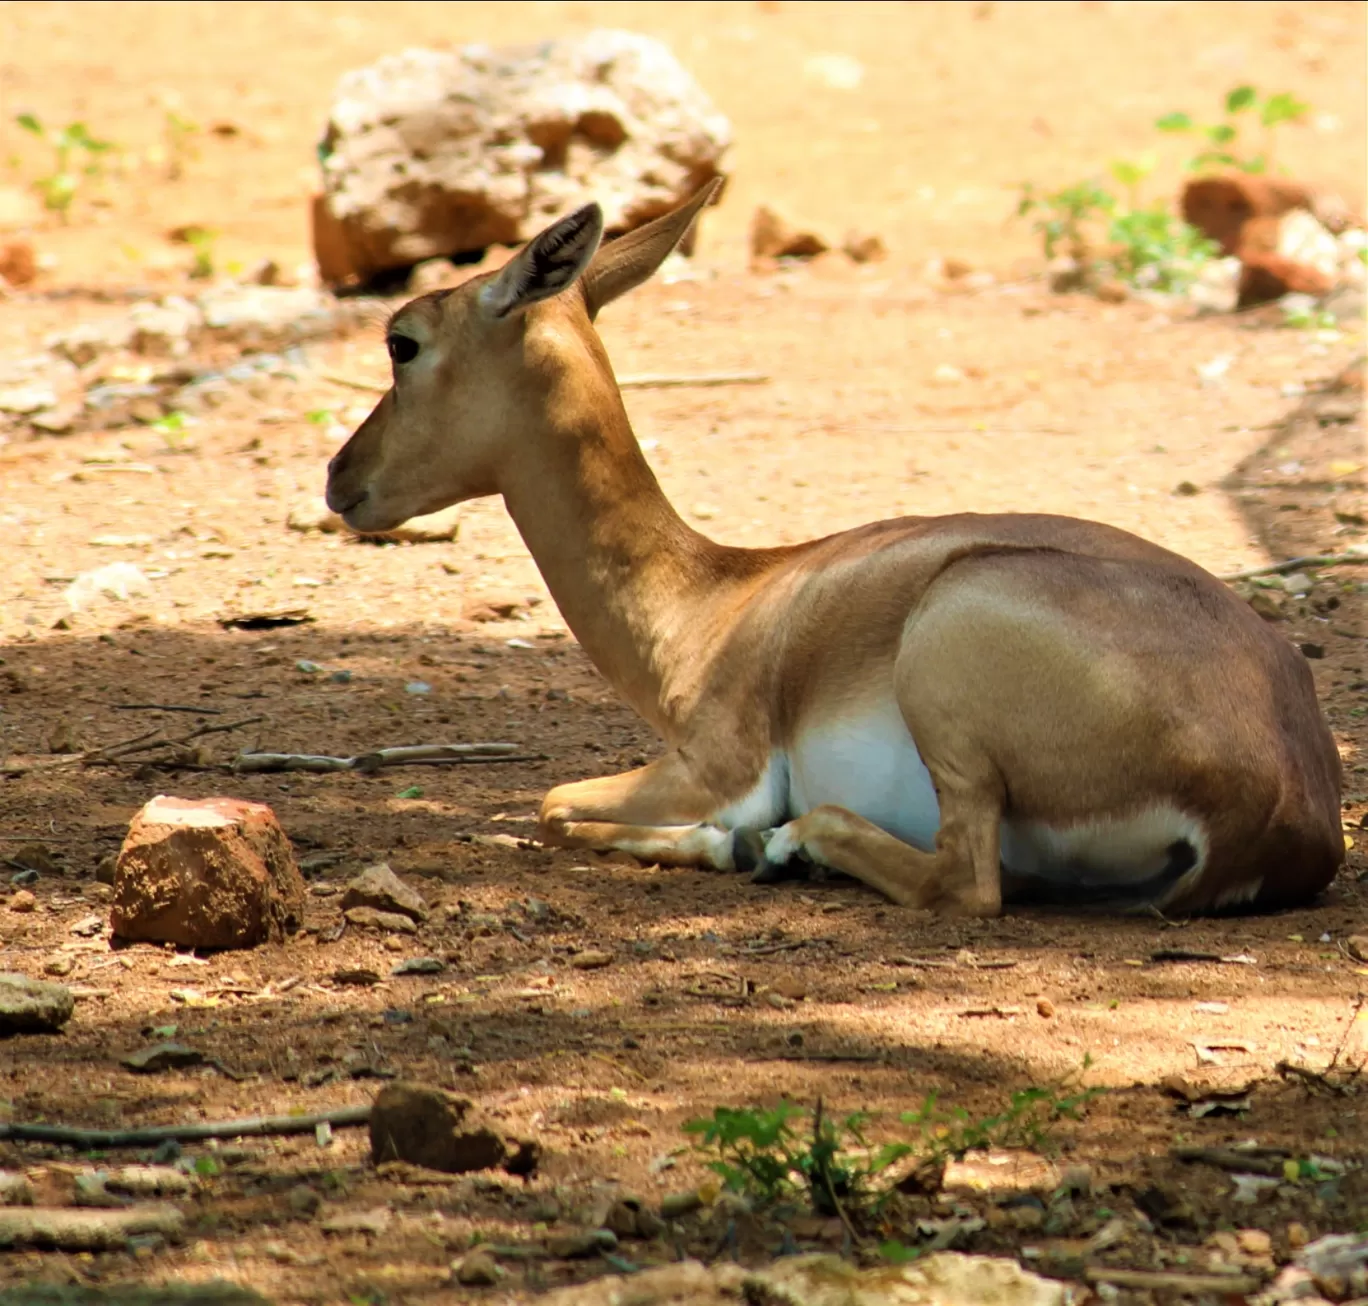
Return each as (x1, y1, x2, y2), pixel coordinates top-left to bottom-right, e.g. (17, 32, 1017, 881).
(193, 1155, 221, 1178)
(1225, 85, 1257, 113)
(15, 112, 42, 136)
(1155, 112, 1193, 132)
(1207, 123, 1238, 145)
(307, 409, 336, 425)
(1261, 91, 1309, 127)
(880, 1239, 922, 1264)
(396, 785, 425, 799)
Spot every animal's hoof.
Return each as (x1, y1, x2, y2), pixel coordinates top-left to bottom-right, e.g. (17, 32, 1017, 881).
(729, 827, 767, 876)
(749, 851, 814, 886)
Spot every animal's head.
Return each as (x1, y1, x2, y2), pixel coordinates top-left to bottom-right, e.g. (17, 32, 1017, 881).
(325, 181, 721, 533)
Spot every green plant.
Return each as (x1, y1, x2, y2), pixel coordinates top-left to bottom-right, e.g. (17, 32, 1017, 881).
(1157, 85, 1311, 174)
(1015, 179, 1114, 260)
(162, 107, 199, 181)
(14, 113, 113, 218)
(181, 226, 217, 279)
(683, 1063, 1104, 1218)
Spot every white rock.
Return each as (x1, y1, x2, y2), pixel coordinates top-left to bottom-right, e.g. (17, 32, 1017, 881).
(315, 31, 731, 286)
(63, 562, 152, 610)
(0, 385, 56, 414)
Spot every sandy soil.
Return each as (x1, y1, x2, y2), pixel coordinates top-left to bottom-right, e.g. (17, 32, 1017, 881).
(0, 3, 1365, 1303)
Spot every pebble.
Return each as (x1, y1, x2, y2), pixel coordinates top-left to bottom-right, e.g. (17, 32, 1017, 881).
(1036, 998, 1055, 1018)
(453, 1249, 501, 1285)
(570, 950, 613, 970)
(8, 890, 36, 914)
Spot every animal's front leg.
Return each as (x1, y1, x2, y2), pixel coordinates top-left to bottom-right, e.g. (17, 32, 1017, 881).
(538, 753, 739, 870)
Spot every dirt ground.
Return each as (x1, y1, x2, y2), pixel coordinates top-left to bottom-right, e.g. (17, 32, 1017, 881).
(1, 2, 1366, 1303)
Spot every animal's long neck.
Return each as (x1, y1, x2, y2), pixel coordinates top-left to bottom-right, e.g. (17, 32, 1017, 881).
(497, 335, 746, 736)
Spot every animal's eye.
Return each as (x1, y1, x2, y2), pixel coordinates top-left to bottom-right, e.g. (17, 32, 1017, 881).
(387, 335, 420, 366)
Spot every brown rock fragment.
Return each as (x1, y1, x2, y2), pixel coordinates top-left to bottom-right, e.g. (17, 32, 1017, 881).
(369, 1082, 509, 1174)
(111, 796, 304, 950)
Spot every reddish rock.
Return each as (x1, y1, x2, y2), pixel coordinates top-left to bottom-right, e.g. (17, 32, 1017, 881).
(750, 206, 829, 261)
(1237, 253, 1334, 308)
(111, 796, 305, 950)
(0, 240, 37, 288)
(1181, 175, 1314, 256)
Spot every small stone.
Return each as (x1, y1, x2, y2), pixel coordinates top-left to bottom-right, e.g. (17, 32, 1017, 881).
(1036, 998, 1055, 1019)
(0, 1172, 34, 1206)
(332, 967, 381, 986)
(341, 863, 428, 922)
(30, 406, 77, 435)
(383, 935, 406, 953)
(751, 205, 829, 261)
(43, 956, 74, 977)
(288, 1184, 322, 1216)
(547, 1228, 617, 1259)
(1280, 572, 1313, 595)
(121, 1042, 205, 1073)
(1238, 1228, 1273, 1257)
(0, 384, 58, 415)
(660, 1190, 703, 1218)
(9, 844, 60, 876)
(1300, 642, 1326, 659)
(772, 977, 807, 1001)
(1247, 590, 1285, 621)
(1345, 937, 1368, 963)
(392, 957, 445, 976)
(605, 1198, 643, 1239)
(569, 949, 613, 970)
(764, 990, 796, 1010)
(0, 973, 75, 1034)
(843, 231, 886, 264)
(321, 1207, 392, 1237)
(1173, 480, 1201, 497)
(95, 854, 118, 886)
(453, 1248, 501, 1286)
(69, 914, 104, 937)
(8, 890, 36, 914)
(344, 906, 418, 934)
(369, 1081, 509, 1173)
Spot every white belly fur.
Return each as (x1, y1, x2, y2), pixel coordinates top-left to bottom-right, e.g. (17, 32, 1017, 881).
(718, 702, 1207, 885)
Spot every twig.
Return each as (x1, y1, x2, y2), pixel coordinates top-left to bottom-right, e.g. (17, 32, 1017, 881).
(318, 370, 771, 394)
(812, 1097, 862, 1248)
(317, 369, 387, 392)
(1276, 1060, 1351, 1095)
(1219, 552, 1368, 582)
(617, 372, 769, 390)
(1084, 1268, 1260, 1294)
(232, 742, 526, 774)
(112, 703, 224, 715)
(1173, 1145, 1287, 1176)
(0, 1104, 371, 1149)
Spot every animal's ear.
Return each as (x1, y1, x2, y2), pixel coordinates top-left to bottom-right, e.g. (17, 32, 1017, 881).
(581, 178, 724, 320)
(478, 203, 604, 319)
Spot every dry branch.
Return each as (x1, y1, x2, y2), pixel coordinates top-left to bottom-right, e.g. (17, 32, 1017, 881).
(0, 1104, 371, 1150)
(1084, 1267, 1260, 1294)
(1219, 552, 1368, 582)
(318, 369, 769, 394)
(0, 1203, 185, 1250)
(617, 371, 769, 389)
(232, 741, 529, 773)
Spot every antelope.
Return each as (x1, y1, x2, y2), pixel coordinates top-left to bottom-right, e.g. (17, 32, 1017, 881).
(326, 182, 1344, 917)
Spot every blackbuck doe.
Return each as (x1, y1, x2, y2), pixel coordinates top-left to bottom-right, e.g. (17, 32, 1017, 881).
(326, 182, 1344, 917)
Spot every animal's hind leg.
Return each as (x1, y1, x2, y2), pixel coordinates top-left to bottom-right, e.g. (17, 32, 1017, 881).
(539, 751, 743, 870)
(756, 782, 1004, 916)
